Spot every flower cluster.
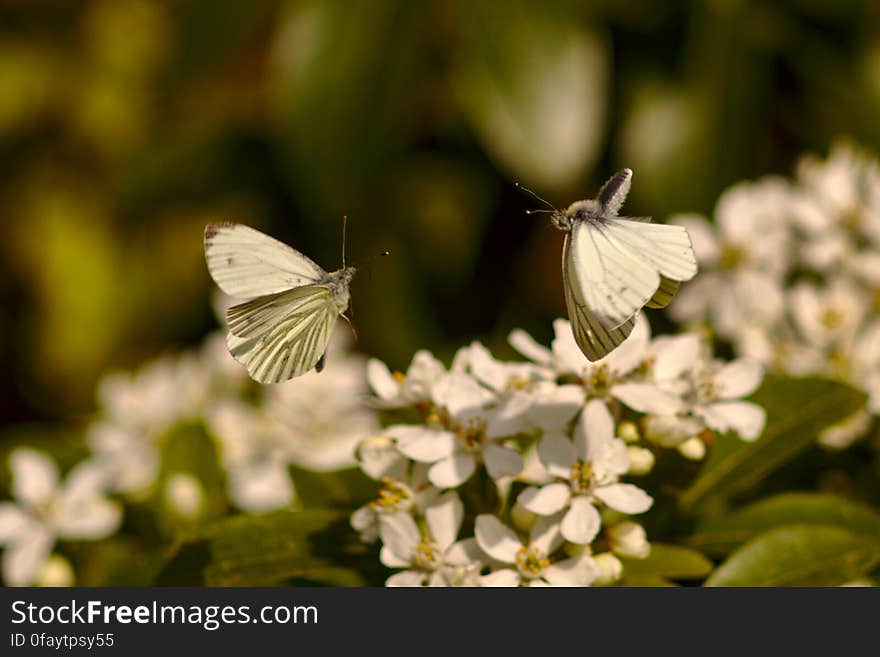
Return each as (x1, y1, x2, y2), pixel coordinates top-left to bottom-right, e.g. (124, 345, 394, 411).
(0, 331, 379, 586)
(354, 316, 765, 586)
(670, 141, 880, 447)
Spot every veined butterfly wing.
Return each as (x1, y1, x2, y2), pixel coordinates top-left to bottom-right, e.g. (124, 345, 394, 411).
(225, 285, 338, 383)
(562, 231, 638, 360)
(205, 223, 326, 298)
(565, 219, 660, 330)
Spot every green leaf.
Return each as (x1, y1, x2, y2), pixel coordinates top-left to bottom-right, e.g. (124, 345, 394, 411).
(620, 543, 713, 579)
(289, 466, 376, 510)
(705, 525, 880, 586)
(680, 377, 867, 510)
(688, 493, 880, 556)
(155, 509, 372, 586)
(619, 574, 678, 587)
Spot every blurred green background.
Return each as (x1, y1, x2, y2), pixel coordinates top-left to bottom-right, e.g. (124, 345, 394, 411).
(2, 0, 880, 429)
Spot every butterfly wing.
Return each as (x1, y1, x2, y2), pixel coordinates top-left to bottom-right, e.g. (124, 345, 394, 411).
(645, 276, 681, 309)
(225, 285, 338, 383)
(603, 219, 698, 283)
(565, 219, 661, 331)
(597, 168, 632, 216)
(205, 223, 326, 298)
(562, 232, 638, 361)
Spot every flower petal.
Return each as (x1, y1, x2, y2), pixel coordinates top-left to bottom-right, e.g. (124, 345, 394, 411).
(575, 399, 614, 462)
(54, 499, 121, 540)
(530, 513, 564, 555)
(425, 492, 463, 552)
(379, 513, 420, 565)
(480, 568, 521, 587)
(528, 383, 583, 431)
(367, 358, 400, 401)
(386, 570, 427, 587)
(651, 334, 700, 381)
(475, 515, 522, 563)
(714, 359, 764, 399)
(2, 525, 53, 586)
(508, 329, 552, 366)
(594, 483, 653, 514)
(432, 373, 494, 417)
(0, 504, 31, 544)
(537, 432, 576, 478)
(10, 448, 58, 507)
(484, 444, 524, 480)
(444, 537, 483, 566)
(560, 496, 601, 544)
(542, 554, 598, 587)
(612, 383, 685, 415)
(697, 401, 766, 441)
(391, 426, 458, 463)
(428, 454, 477, 488)
(517, 483, 571, 516)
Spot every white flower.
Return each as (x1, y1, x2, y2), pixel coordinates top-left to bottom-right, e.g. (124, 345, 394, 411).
(511, 316, 685, 416)
(0, 449, 121, 586)
(86, 421, 159, 496)
(474, 514, 598, 586)
(379, 492, 482, 586)
(686, 357, 766, 441)
(265, 349, 379, 471)
(790, 278, 867, 349)
(367, 350, 446, 409)
(351, 465, 436, 543)
(206, 400, 294, 512)
(390, 372, 525, 488)
(796, 141, 880, 248)
(517, 400, 653, 544)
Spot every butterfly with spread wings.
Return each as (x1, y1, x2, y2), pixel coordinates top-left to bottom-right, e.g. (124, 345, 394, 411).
(545, 168, 697, 361)
(204, 222, 356, 384)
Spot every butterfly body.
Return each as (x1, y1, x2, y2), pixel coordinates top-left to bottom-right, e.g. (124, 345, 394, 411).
(205, 222, 355, 384)
(550, 169, 697, 361)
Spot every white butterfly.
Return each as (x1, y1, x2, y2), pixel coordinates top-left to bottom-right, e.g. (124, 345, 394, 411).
(540, 168, 697, 361)
(204, 222, 356, 384)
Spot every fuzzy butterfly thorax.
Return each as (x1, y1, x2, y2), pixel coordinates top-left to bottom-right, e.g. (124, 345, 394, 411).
(328, 266, 357, 313)
(552, 200, 604, 232)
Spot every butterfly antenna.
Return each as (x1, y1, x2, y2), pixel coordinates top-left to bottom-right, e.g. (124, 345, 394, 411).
(515, 182, 557, 215)
(342, 215, 348, 269)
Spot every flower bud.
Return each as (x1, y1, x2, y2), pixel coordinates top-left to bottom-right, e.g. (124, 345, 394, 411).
(164, 472, 204, 519)
(626, 446, 655, 475)
(592, 552, 623, 586)
(607, 521, 650, 559)
(618, 421, 640, 443)
(643, 414, 702, 447)
(677, 436, 706, 461)
(36, 554, 75, 587)
(510, 502, 537, 532)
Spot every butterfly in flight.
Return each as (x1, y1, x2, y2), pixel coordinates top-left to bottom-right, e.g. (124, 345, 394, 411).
(204, 222, 356, 383)
(523, 168, 697, 361)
